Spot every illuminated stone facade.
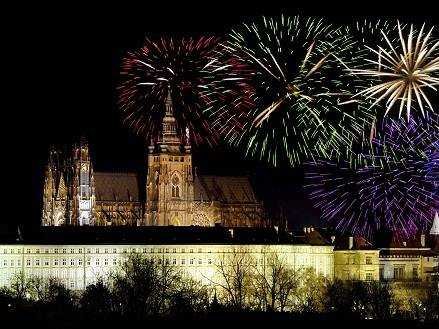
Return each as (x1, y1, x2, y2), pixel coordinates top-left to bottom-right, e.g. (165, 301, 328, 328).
(0, 242, 334, 290)
(42, 92, 264, 228)
(334, 237, 380, 281)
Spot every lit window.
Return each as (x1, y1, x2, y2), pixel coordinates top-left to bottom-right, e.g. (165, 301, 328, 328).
(62, 249, 66, 254)
(70, 259, 75, 266)
(10, 260, 14, 267)
(113, 259, 117, 265)
(26, 249, 31, 254)
(366, 273, 373, 281)
(171, 174, 181, 198)
(35, 260, 40, 266)
(172, 248, 176, 253)
(54, 249, 58, 254)
(208, 259, 212, 265)
(26, 259, 31, 266)
(104, 259, 108, 266)
(96, 259, 100, 266)
(198, 259, 202, 265)
(78, 259, 83, 266)
(165, 248, 169, 253)
(181, 259, 186, 265)
(95, 248, 99, 254)
(78, 249, 82, 253)
(413, 267, 419, 279)
(44, 260, 49, 266)
(17, 260, 21, 266)
(62, 259, 66, 266)
(70, 282, 75, 289)
(36, 249, 40, 254)
(45, 249, 49, 254)
(366, 257, 372, 265)
(172, 259, 176, 265)
(87, 258, 91, 266)
(181, 249, 185, 253)
(143, 248, 147, 253)
(190, 259, 194, 265)
(70, 249, 75, 254)
(54, 259, 59, 266)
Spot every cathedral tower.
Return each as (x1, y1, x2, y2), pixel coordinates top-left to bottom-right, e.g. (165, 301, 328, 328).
(42, 147, 69, 226)
(71, 138, 95, 226)
(144, 90, 194, 226)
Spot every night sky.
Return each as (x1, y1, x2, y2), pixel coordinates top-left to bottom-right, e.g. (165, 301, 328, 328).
(11, 1, 436, 232)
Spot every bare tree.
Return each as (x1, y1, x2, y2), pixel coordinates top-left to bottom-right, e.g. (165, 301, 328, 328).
(9, 271, 31, 300)
(252, 251, 301, 312)
(295, 267, 328, 313)
(211, 247, 255, 311)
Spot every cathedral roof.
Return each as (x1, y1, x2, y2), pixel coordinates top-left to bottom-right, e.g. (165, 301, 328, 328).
(194, 175, 259, 204)
(94, 172, 140, 202)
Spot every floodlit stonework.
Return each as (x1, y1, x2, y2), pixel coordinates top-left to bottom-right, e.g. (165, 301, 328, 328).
(0, 242, 334, 290)
(42, 93, 264, 228)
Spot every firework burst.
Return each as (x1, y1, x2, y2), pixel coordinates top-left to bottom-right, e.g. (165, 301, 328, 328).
(305, 116, 439, 239)
(211, 15, 375, 167)
(118, 36, 252, 146)
(353, 22, 439, 119)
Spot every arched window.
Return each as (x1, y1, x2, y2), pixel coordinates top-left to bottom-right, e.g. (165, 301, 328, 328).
(171, 174, 181, 198)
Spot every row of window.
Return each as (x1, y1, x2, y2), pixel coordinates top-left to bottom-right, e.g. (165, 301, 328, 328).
(1, 257, 217, 268)
(152, 156, 186, 163)
(4, 247, 212, 255)
(344, 256, 373, 265)
(379, 266, 419, 280)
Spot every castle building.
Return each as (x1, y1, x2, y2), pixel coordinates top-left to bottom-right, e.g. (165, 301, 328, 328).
(42, 92, 265, 228)
(333, 236, 380, 281)
(0, 227, 334, 291)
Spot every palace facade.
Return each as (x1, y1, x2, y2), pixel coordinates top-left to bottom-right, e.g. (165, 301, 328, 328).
(41, 92, 264, 228)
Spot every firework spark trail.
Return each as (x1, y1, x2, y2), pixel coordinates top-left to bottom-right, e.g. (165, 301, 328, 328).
(305, 115, 439, 239)
(118, 36, 253, 146)
(353, 22, 439, 119)
(212, 15, 375, 167)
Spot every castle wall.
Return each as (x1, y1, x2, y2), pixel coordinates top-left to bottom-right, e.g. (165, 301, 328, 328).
(0, 243, 334, 290)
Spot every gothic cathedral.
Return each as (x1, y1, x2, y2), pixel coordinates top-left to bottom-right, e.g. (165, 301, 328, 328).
(42, 91, 265, 227)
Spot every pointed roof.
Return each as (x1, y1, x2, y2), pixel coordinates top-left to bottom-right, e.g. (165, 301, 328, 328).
(430, 211, 439, 235)
(158, 87, 181, 149)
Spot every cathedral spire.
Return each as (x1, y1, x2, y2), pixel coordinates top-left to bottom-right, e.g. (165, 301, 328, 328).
(431, 211, 439, 235)
(159, 87, 181, 152)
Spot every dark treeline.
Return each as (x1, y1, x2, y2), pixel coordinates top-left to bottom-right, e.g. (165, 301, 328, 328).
(1, 254, 438, 327)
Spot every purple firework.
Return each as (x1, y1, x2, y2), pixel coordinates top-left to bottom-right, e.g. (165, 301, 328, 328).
(305, 115, 439, 239)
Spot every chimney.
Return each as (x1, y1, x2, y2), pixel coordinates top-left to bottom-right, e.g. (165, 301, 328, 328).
(348, 236, 354, 250)
(303, 227, 307, 233)
(421, 234, 425, 247)
(229, 228, 234, 239)
(310, 227, 314, 232)
(330, 235, 336, 244)
(403, 241, 407, 247)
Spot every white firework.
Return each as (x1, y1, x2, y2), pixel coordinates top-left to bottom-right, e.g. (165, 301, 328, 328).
(354, 22, 439, 118)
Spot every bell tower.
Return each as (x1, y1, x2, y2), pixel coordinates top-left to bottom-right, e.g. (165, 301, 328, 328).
(71, 138, 95, 226)
(144, 89, 194, 226)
